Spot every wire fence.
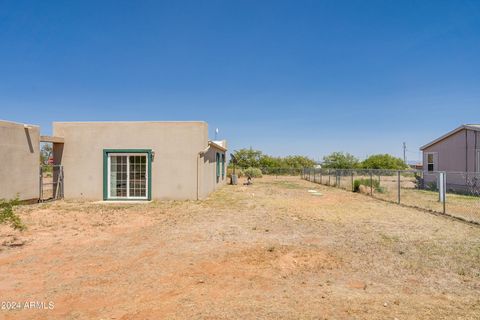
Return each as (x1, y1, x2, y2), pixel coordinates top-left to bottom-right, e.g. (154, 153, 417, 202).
(302, 168, 480, 225)
(40, 165, 64, 202)
(228, 167, 305, 177)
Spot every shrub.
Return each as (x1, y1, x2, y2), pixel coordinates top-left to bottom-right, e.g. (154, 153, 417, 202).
(0, 198, 25, 230)
(244, 167, 263, 178)
(353, 178, 382, 193)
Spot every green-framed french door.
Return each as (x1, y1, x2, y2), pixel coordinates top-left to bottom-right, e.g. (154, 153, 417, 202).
(103, 149, 152, 200)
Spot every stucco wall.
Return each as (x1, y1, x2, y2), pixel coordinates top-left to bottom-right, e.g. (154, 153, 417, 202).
(198, 144, 227, 199)
(0, 120, 40, 201)
(53, 121, 213, 200)
(423, 129, 478, 172)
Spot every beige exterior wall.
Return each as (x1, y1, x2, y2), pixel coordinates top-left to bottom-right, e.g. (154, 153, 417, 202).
(0, 120, 40, 201)
(53, 121, 226, 200)
(198, 143, 228, 199)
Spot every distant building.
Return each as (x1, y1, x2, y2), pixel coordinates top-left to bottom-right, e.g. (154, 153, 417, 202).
(420, 124, 480, 193)
(409, 162, 423, 170)
(420, 124, 480, 173)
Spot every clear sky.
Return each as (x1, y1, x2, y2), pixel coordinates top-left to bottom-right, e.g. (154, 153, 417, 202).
(1, 0, 479, 162)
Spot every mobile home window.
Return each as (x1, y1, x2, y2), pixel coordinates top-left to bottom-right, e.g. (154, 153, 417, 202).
(216, 152, 220, 178)
(221, 153, 225, 178)
(427, 153, 434, 172)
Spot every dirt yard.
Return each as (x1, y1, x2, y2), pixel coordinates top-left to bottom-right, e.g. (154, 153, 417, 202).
(319, 174, 480, 223)
(0, 176, 479, 319)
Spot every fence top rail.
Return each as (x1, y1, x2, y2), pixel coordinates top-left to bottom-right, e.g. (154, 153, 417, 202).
(305, 168, 422, 173)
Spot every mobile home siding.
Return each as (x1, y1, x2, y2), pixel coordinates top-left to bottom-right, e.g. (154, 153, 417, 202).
(422, 128, 477, 172)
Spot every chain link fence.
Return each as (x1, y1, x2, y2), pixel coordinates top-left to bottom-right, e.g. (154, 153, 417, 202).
(228, 167, 305, 177)
(302, 168, 480, 224)
(40, 165, 64, 202)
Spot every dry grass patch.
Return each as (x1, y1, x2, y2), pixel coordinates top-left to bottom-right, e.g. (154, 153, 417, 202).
(0, 175, 478, 319)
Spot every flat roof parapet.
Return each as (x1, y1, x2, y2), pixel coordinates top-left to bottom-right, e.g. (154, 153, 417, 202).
(40, 135, 64, 143)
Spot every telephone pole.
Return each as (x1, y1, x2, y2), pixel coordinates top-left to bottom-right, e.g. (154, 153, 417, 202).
(403, 142, 407, 164)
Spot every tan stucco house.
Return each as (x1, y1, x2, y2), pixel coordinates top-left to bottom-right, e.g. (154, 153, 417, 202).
(0, 120, 227, 202)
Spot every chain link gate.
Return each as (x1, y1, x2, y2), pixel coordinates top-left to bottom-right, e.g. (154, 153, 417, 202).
(39, 165, 64, 202)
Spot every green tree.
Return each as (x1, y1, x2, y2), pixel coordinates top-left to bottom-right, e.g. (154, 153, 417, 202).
(231, 148, 316, 169)
(258, 155, 278, 168)
(232, 148, 263, 168)
(283, 155, 316, 168)
(361, 154, 408, 170)
(322, 152, 359, 169)
(40, 143, 52, 165)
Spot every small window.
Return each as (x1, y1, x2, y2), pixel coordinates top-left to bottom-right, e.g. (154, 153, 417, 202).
(427, 153, 434, 172)
(216, 152, 220, 178)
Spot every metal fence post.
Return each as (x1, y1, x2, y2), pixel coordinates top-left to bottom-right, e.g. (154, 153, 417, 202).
(370, 171, 373, 196)
(320, 169, 322, 184)
(351, 171, 354, 191)
(328, 169, 331, 185)
(397, 170, 401, 204)
(313, 168, 316, 183)
(39, 166, 43, 202)
(439, 171, 446, 214)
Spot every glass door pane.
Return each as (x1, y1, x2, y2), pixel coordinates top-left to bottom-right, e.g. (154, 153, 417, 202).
(129, 155, 147, 198)
(110, 155, 128, 197)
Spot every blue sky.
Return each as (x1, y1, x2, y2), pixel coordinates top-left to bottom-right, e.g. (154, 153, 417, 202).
(1, 0, 479, 162)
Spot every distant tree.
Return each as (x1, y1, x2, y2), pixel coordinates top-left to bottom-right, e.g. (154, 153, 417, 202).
(322, 152, 359, 169)
(283, 155, 316, 168)
(232, 148, 263, 168)
(361, 154, 408, 170)
(231, 148, 316, 169)
(258, 155, 278, 168)
(40, 143, 52, 165)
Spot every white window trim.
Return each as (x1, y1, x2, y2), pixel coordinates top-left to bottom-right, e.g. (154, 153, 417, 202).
(107, 153, 149, 200)
(426, 152, 436, 172)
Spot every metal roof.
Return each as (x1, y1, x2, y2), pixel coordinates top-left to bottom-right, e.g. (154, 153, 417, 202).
(420, 124, 480, 150)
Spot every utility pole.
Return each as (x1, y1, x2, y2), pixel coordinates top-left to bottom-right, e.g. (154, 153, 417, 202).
(403, 142, 407, 164)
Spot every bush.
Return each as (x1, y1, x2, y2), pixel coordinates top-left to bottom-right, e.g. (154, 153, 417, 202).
(353, 178, 383, 193)
(244, 167, 263, 178)
(0, 198, 25, 230)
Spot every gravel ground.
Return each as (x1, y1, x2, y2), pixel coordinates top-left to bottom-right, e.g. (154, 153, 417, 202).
(0, 176, 479, 319)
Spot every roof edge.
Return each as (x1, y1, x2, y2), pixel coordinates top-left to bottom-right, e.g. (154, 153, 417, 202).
(420, 124, 480, 150)
(208, 140, 227, 152)
(53, 120, 207, 125)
